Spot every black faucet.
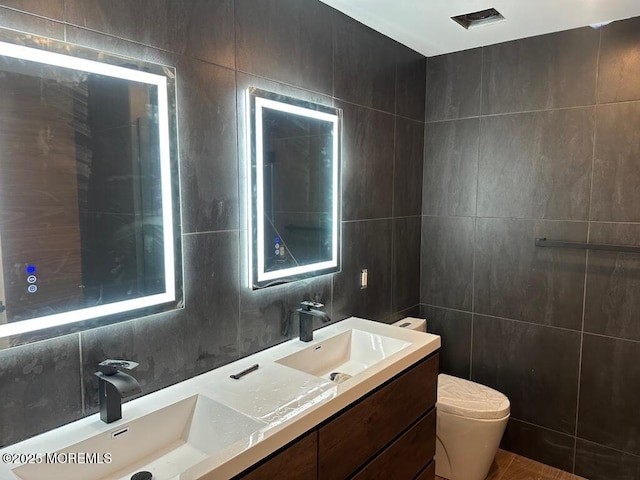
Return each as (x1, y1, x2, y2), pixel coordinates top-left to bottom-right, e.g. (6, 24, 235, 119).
(297, 301, 331, 342)
(94, 359, 142, 424)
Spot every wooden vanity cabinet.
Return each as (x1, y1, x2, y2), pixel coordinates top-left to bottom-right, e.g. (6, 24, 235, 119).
(238, 431, 318, 480)
(235, 352, 439, 480)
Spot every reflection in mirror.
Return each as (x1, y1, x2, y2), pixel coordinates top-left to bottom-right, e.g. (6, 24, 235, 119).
(0, 32, 182, 347)
(247, 88, 341, 289)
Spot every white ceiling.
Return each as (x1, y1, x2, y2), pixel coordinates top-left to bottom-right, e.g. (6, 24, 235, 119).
(319, 0, 640, 57)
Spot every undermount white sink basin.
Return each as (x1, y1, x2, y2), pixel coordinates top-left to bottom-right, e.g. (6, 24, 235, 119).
(13, 394, 264, 480)
(276, 328, 411, 381)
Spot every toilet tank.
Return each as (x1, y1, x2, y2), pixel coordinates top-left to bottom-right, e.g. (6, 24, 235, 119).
(392, 317, 426, 332)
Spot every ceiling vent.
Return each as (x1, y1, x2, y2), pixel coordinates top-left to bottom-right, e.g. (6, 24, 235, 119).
(451, 8, 505, 30)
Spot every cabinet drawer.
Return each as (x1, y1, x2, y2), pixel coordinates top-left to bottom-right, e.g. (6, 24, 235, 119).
(353, 408, 436, 480)
(237, 431, 318, 480)
(318, 353, 438, 480)
(415, 461, 435, 480)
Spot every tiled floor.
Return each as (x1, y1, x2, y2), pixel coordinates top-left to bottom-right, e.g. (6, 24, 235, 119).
(435, 449, 586, 480)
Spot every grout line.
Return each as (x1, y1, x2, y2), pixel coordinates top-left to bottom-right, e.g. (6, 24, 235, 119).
(424, 96, 640, 126)
(573, 27, 601, 473)
(78, 333, 85, 414)
(183, 228, 240, 237)
(232, 1, 243, 358)
(342, 215, 420, 224)
(421, 303, 609, 336)
(577, 437, 640, 459)
(470, 48, 483, 379)
(390, 115, 398, 316)
(510, 416, 576, 438)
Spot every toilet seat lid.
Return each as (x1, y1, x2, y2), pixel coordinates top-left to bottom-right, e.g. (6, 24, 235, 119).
(437, 374, 510, 420)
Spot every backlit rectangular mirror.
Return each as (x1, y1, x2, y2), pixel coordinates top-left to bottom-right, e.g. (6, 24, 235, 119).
(247, 88, 341, 289)
(0, 31, 182, 347)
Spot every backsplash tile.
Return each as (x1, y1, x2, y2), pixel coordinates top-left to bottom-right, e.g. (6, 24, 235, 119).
(81, 230, 241, 411)
(0, 0, 426, 451)
(0, 334, 83, 446)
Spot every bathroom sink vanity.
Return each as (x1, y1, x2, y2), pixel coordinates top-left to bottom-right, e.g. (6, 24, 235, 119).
(0, 318, 440, 480)
(238, 353, 438, 480)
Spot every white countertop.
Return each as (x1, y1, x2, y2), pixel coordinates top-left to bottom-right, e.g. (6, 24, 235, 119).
(0, 317, 440, 480)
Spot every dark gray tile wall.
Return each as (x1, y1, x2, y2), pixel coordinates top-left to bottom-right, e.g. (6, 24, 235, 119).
(0, 0, 425, 447)
(421, 19, 640, 479)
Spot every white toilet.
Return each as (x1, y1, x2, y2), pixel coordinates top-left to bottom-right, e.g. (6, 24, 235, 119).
(393, 318, 510, 480)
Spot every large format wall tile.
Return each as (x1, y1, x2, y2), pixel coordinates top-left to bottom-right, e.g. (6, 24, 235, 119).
(81, 311, 186, 413)
(65, 0, 235, 68)
(176, 59, 238, 233)
(0, 335, 82, 446)
(235, 0, 333, 95)
(500, 418, 576, 473)
(481, 28, 599, 114)
(340, 101, 394, 221)
(421, 216, 473, 311)
(333, 14, 397, 113)
(81, 231, 241, 411)
(392, 216, 421, 313)
(584, 223, 640, 341)
(0, 5, 63, 39)
(477, 108, 594, 220)
(239, 275, 332, 357)
(239, 283, 294, 357)
(0, 0, 62, 19)
(575, 439, 640, 480)
(65, 24, 173, 63)
(472, 315, 581, 435)
(395, 47, 426, 121)
(598, 17, 640, 104)
(426, 49, 482, 122)
(421, 305, 471, 379)
(393, 117, 424, 217)
(333, 220, 392, 322)
(0, 0, 429, 450)
(474, 218, 587, 330)
(423, 118, 479, 217)
(578, 334, 640, 456)
(591, 103, 640, 222)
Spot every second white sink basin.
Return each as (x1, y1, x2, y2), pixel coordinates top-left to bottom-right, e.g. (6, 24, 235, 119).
(276, 328, 410, 381)
(13, 394, 264, 480)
